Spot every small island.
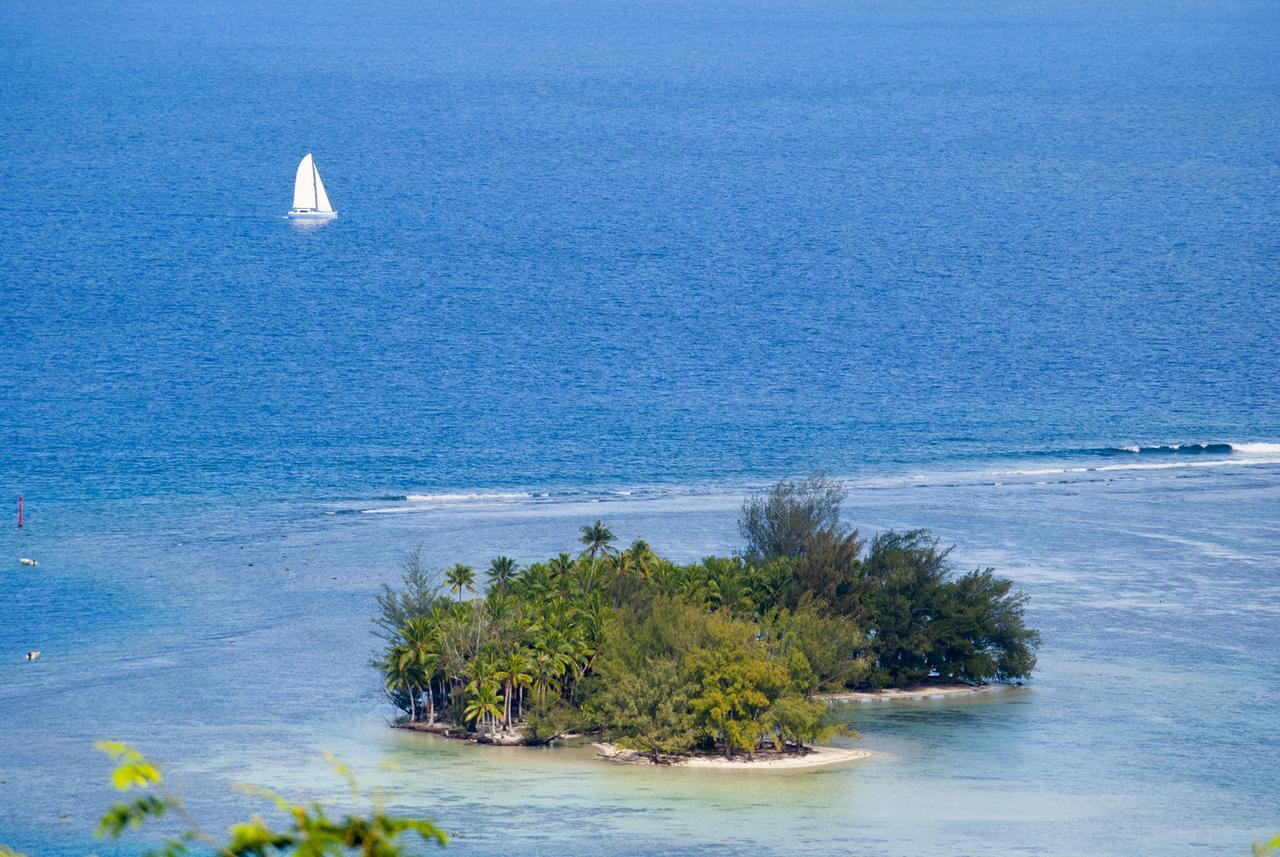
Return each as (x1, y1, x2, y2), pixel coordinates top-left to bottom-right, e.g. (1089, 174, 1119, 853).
(376, 474, 1040, 765)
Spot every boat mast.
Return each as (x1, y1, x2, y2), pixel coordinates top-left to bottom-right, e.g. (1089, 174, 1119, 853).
(312, 159, 319, 212)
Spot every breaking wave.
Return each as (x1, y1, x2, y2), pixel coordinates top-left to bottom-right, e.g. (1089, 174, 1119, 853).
(346, 441, 1280, 516)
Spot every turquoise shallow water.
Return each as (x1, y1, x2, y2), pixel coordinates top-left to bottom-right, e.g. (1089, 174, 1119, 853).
(1, 460, 1278, 854)
(1, 0, 1278, 852)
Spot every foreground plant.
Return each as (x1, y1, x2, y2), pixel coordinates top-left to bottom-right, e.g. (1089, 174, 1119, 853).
(94, 741, 446, 856)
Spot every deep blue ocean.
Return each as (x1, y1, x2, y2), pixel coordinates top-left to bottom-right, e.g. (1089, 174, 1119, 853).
(1, 0, 1278, 854)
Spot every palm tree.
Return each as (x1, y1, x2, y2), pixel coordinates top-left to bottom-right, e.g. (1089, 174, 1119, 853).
(486, 556, 519, 594)
(625, 539, 657, 578)
(494, 651, 532, 727)
(398, 617, 440, 722)
(651, 562, 682, 598)
(579, 520, 618, 562)
(547, 553, 575, 586)
(577, 599, 610, 672)
(607, 552, 638, 607)
(463, 680, 504, 734)
(445, 563, 476, 601)
(515, 562, 554, 599)
(579, 520, 618, 590)
(383, 642, 417, 721)
(529, 650, 564, 706)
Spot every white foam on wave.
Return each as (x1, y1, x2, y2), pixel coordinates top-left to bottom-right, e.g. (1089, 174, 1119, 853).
(991, 466, 1092, 477)
(350, 440, 1280, 516)
(1095, 450, 1280, 475)
(1231, 442, 1280, 455)
(404, 492, 531, 503)
(1096, 459, 1237, 473)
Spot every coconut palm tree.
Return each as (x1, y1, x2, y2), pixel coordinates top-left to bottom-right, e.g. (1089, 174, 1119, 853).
(485, 591, 516, 629)
(701, 557, 755, 616)
(528, 651, 564, 705)
(514, 562, 553, 599)
(625, 539, 657, 578)
(486, 556, 519, 594)
(495, 650, 532, 727)
(579, 520, 617, 562)
(547, 553, 575, 587)
(445, 563, 476, 601)
(398, 617, 441, 722)
(382, 642, 417, 721)
(579, 520, 618, 591)
(463, 680, 504, 734)
(651, 562, 683, 598)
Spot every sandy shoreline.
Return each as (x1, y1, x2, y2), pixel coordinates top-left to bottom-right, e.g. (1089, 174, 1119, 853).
(396, 723, 871, 770)
(397, 720, 527, 745)
(819, 683, 1002, 703)
(592, 742, 870, 769)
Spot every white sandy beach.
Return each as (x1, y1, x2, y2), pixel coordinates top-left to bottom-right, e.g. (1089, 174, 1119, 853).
(592, 742, 870, 769)
(819, 684, 1002, 703)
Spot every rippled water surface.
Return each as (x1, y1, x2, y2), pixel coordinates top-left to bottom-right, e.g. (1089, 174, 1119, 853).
(1, 0, 1277, 853)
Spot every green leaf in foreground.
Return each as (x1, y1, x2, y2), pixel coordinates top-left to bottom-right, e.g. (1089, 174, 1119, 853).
(92, 742, 447, 856)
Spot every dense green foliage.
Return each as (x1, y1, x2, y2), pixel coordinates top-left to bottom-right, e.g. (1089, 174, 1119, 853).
(376, 477, 1040, 757)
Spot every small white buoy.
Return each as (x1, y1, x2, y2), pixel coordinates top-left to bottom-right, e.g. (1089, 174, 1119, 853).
(25, 651, 40, 661)
(19, 558, 38, 567)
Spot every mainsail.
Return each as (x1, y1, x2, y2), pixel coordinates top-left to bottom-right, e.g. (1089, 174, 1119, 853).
(293, 153, 317, 210)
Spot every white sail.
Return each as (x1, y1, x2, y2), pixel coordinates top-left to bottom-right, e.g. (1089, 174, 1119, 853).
(293, 153, 317, 211)
(313, 164, 333, 213)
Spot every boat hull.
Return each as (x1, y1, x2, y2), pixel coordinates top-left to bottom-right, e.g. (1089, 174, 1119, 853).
(287, 209, 337, 220)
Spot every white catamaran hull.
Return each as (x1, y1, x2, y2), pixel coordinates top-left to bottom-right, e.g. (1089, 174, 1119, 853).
(287, 209, 338, 220)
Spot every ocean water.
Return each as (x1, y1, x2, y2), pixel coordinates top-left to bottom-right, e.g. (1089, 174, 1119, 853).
(1, 0, 1278, 853)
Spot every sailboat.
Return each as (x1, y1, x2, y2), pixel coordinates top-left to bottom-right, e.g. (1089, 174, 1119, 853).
(288, 153, 337, 220)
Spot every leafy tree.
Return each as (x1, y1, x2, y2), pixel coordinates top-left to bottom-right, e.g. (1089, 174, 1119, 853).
(740, 472, 847, 562)
(586, 655, 697, 758)
(856, 531, 951, 687)
(762, 599, 871, 692)
(854, 531, 1040, 687)
(684, 616, 798, 757)
(790, 526, 864, 611)
(764, 692, 846, 752)
(522, 699, 573, 744)
(925, 568, 1040, 683)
